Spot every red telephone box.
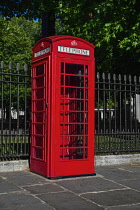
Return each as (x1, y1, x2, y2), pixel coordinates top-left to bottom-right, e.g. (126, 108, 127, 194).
(30, 35, 95, 178)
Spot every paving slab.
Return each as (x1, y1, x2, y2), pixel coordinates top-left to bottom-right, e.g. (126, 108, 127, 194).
(82, 189, 140, 207)
(37, 191, 103, 210)
(0, 177, 23, 193)
(23, 183, 65, 195)
(119, 164, 140, 173)
(0, 170, 30, 177)
(0, 171, 49, 186)
(0, 164, 140, 210)
(0, 192, 54, 210)
(107, 204, 140, 210)
(55, 176, 125, 193)
(118, 179, 140, 191)
(96, 165, 140, 181)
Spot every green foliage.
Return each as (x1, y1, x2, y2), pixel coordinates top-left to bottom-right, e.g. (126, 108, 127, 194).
(0, 0, 59, 19)
(0, 17, 41, 113)
(0, 0, 140, 75)
(0, 16, 41, 66)
(56, 0, 140, 75)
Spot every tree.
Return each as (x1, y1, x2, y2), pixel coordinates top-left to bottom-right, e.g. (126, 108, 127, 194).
(0, 16, 41, 65)
(0, 0, 140, 75)
(0, 17, 41, 118)
(56, 0, 140, 75)
(0, 0, 58, 37)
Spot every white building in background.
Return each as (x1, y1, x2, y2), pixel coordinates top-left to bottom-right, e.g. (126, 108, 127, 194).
(0, 108, 24, 119)
(129, 94, 140, 123)
(135, 94, 140, 122)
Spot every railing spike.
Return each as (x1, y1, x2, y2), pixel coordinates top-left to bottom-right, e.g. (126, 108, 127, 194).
(97, 72, 100, 79)
(9, 62, 12, 70)
(1, 61, 4, 69)
(119, 74, 121, 81)
(113, 74, 116, 80)
(102, 72, 105, 79)
(16, 63, 20, 71)
(108, 73, 111, 80)
(129, 75, 131, 82)
(124, 75, 127, 81)
(24, 63, 28, 72)
(134, 75, 137, 83)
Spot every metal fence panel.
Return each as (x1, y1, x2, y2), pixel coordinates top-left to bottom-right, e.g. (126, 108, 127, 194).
(0, 61, 30, 160)
(95, 72, 140, 154)
(1, 61, 140, 159)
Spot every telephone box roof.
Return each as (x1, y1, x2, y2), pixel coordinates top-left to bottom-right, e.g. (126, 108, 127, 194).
(33, 35, 95, 49)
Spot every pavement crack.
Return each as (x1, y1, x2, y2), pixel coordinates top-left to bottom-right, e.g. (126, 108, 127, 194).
(105, 202, 140, 209)
(118, 167, 133, 173)
(102, 176, 140, 193)
(54, 182, 104, 208)
(79, 188, 130, 195)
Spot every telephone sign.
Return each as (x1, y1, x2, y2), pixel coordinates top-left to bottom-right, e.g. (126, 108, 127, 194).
(58, 46, 90, 55)
(34, 47, 50, 57)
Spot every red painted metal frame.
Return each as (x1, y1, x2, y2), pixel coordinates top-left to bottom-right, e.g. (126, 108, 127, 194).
(30, 35, 95, 178)
(30, 60, 49, 176)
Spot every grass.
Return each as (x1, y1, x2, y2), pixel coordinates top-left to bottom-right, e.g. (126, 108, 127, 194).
(0, 134, 140, 157)
(95, 135, 140, 154)
(0, 135, 29, 156)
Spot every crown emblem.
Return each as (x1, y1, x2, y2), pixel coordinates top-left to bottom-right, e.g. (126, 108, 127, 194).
(40, 42, 44, 48)
(71, 40, 78, 46)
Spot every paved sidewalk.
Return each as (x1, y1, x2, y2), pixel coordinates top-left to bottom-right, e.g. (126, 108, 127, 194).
(0, 164, 140, 209)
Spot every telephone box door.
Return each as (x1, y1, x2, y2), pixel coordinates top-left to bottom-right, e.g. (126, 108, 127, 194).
(54, 57, 95, 177)
(31, 60, 49, 176)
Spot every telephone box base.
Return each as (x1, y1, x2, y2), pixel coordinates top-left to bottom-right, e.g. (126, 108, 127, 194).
(30, 170, 96, 180)
(47, 173, 96, 180)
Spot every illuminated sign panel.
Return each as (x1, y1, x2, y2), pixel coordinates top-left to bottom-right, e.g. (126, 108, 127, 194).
(34, 47, 50, 57)
(58, 46, 90, 56)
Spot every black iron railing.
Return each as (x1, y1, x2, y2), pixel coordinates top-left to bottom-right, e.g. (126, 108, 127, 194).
(0, 61, 30, 160)
(95, 72, 140, 154)
(0, 61, 140, 160)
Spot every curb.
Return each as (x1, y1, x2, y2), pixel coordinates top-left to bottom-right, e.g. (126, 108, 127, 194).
(0, 154, 140, 172)
(0, 160, 29, 172)
(95, 154, 140, 166)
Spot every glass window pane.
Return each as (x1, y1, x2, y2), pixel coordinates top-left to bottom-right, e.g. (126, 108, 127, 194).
(66, 63, 84, 75)
(60, 136, 88, 147)
(61, 62, 64, 73)
(60, 124, 84, 135)
(36, 88, 44, 99)
(85, 101, 88, 111)
(34, 148, 43, 159)
(35, 124, 43, 135)
(60, 112, 85, 123)
(34, 136, 43, 147)
(85, 77, 88, 87)
(65, 75, 84, 87)
(35, 112, 44, 122)
(61, 75, 64, 85)
(85, 89, 88, 99)
(65, 88, 84, 99)
(35, 100, 44, 111)
(85, 65, 88, 75)
(36, 76, 44, 87)
(36, 64, 44, 76)
(60, 100, 84, 111)
(60, 112, 88, 123)
(60, 148, 88, 160)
